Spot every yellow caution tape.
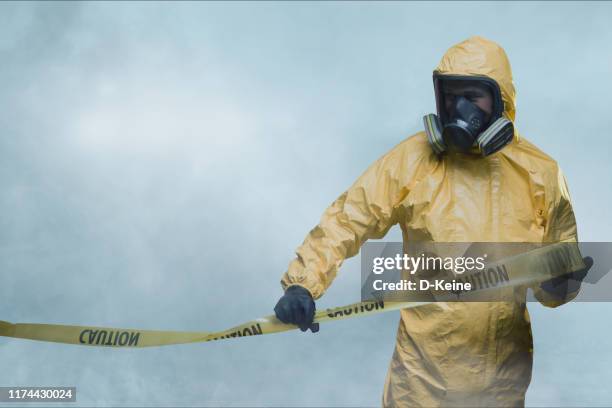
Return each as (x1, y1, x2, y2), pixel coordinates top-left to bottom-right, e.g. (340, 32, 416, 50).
(0, 242, 585, 348)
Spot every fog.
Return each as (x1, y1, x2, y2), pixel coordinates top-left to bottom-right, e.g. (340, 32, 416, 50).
(0, 2, 610, 406)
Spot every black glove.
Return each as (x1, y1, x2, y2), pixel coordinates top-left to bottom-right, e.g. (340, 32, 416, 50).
(540, 256, 593, 297)
(274, 285, 319, 333)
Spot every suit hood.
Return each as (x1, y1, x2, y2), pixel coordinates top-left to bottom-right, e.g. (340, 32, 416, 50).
(434, 36, 517, 123)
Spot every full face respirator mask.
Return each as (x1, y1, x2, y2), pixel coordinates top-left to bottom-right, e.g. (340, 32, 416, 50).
(423, 74, 514, 156)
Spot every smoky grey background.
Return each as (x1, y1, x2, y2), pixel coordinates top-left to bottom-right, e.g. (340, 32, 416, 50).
(0, 2, 610, 407)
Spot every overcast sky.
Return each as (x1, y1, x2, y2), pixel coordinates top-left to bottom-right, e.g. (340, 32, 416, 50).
(0, 2, 611, 407)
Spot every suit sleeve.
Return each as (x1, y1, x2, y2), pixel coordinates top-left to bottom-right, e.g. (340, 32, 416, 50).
(532, 165, 582, 308)
(280, 141, 422, 300)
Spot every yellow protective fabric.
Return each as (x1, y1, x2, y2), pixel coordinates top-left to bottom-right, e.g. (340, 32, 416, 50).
(280, 36, 580, 407)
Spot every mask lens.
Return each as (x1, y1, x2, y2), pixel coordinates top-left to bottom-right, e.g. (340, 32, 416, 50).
(438, 79, 493, 125)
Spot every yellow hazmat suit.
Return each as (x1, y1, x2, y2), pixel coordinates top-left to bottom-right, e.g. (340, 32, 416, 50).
(281, 36, 580, 407)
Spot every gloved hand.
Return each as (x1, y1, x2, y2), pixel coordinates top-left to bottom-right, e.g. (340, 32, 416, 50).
(274, 285, 319, 333)
(540, 256, 593, 297)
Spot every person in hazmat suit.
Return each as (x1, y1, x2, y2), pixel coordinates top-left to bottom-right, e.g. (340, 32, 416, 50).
(273, 36, 592, 407)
